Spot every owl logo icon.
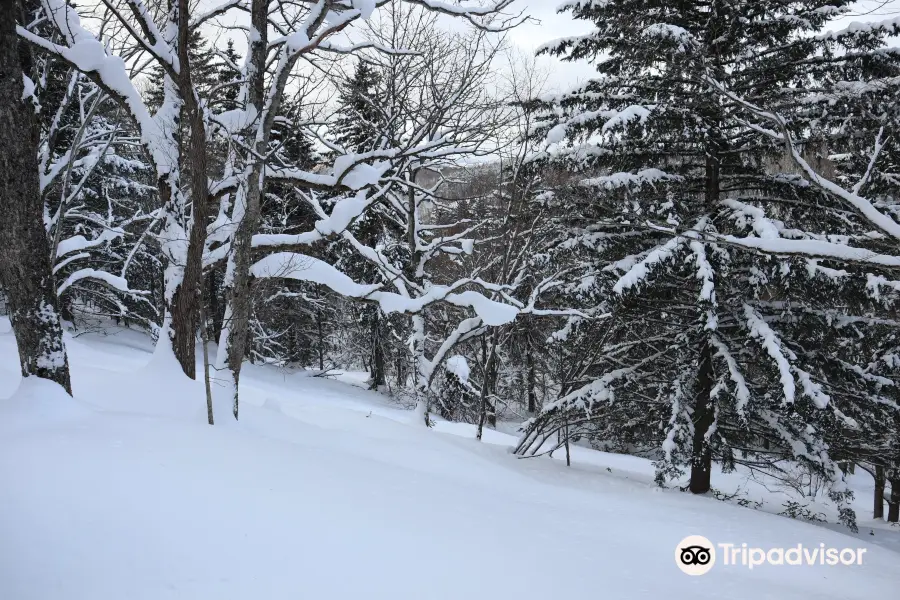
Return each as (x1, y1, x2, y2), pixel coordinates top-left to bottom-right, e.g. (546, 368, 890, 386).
(676, 535, 716, 575)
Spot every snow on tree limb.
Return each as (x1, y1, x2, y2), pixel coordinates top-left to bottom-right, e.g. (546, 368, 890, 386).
(190, 0, 249, 30)
(250, 252, 381, 298)
(56, 269, 144, 297)
(251, 253, 519, 327)
(56, 228, 125, 259)
(818, 15, 900, 40)
(613, 234, 684, 294)
(16, 6, 174, 176)
(720, 235, 900, 267)
(404, 0, 524, 31)
(689, 240, 715, 304)
(707, 75, 900, 244)
(579, 168, 681, 190)
(709, 335, 750, 420)
(743, 304, 796, 404)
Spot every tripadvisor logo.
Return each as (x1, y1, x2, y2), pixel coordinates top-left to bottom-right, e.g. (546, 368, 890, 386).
(676, 535, 716, 576)
(675, 535, 867, 576)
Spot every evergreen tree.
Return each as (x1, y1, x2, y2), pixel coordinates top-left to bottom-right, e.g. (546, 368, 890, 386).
(144, 30, 219, 111)
(48, 104, 160, 330)
(213, 38, 242, 112)
(515, 0, 900, 529)
(327, 59, 398, 389)
(332, 60, 384, 154)
(248, 98, 329, 370)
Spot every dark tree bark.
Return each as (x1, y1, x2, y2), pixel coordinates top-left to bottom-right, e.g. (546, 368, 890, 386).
(166, 0, 210, 379)
(199, 290, 214, 426)
(689, 148, 721, 495)
(888, 477, 900, 523)
(476, 338, 498, 440)
(316, 309, 324, 371)
(476, 334, 499, 437)
(369, 311, 385, 390)
(205, 270, 222, 341)
(219, 0, 274, 419)
(690, 338, 715, 494)
(874, 465, 885, 520)
(525, 333, 537, 413)
(0, 0, 72, 394)
(396, 355, 405, 390)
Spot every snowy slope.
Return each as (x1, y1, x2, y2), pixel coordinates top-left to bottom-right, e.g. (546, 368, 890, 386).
(1, 319, 899, 600)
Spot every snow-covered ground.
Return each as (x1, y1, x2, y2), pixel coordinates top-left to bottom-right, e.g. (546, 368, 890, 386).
(1, 318, 899, 600)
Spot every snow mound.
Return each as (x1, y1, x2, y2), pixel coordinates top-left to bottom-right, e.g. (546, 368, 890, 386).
(0, 377, 91, 429)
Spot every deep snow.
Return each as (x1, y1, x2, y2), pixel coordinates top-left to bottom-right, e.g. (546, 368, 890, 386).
(1, 318, 899, 600)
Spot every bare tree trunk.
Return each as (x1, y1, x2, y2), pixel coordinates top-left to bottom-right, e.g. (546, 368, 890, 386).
(689, 148, 720, 495)
(690, 339, 715, 494)
(526, 333, 537, 413)
(199, 293, 214, 425)
(411, 314, 430, 425)
(396, 355, 405, 390)
(874, 465, 885, 520)
(220, 176, 263, 419)
(476, 338, 498, 440)
(402, 166, 432, 423)
(215, 0, 274, 420)
(156, 0, 210, 379)
(0, 0, 72, 394)
(170, 0, 210, 379)
(888, 476, 900, 523)
(205, 271, 221, 341)
(317, 308, 324, 371)
(369, 310, 386, 390)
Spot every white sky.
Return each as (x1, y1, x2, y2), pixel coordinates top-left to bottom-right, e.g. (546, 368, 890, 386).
(191, 0, 900, 99)
(503, 0, 900, 93)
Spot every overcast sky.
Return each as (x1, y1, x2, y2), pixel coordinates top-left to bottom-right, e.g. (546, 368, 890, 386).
(193, 0, 900, 97)
(503, 0, 900, 93)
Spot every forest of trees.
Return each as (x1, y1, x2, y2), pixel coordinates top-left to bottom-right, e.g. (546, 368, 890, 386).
(2, 0, 900, 530)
